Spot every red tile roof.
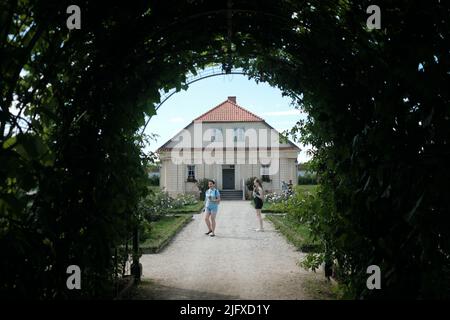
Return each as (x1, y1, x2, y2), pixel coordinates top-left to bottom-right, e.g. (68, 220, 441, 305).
(194, 97, 264, 122)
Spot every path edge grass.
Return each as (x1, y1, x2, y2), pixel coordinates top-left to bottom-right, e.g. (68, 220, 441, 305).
(140, 214, 194, 254)
(167, 202, 204, 214)
(266, 214, 321, 252)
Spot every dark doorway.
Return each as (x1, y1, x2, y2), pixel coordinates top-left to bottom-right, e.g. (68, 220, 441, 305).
(222, 166, 235, 190)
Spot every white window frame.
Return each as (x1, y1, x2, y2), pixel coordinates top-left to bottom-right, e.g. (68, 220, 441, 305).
(187, 165, 195, 180)
(260, 164, 270, 176)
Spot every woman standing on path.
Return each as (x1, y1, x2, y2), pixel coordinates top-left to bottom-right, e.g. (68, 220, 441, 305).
(204, 180, 221, 237)
(253, 178, 264, 232)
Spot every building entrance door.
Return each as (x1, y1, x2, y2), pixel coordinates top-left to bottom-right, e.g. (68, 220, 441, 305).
(222, 165, 235, 190)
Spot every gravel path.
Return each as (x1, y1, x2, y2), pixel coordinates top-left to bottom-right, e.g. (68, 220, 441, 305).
(139, 200, 322, 300)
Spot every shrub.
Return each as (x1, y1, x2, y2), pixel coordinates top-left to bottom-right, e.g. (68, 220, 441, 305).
(148, 174, 160, 186)
(265, 191, 293, 203)
(285, 183, 339, 283)
(196, 178, 210, 200)
(286, 189, 322, 228)
(138, 191, 179, 221)
(138, 191, 199, 224)
(173, 194, 198, 207)
(138, 219, 152, 242)
(245, 177, 258, 192)
(298, 174, 317, 185)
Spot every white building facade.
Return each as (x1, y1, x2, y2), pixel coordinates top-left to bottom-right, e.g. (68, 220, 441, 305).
(157, 97, 300, 197)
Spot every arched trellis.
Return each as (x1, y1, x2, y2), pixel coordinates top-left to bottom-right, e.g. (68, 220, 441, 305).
(141, 65, 248, 134)
(3, 0, 447, 300)
(141, 64, 303, 135)
(139, 1, 302, 137)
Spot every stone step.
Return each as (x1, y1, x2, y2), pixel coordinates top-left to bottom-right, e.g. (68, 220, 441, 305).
(219, 190, 243, 200)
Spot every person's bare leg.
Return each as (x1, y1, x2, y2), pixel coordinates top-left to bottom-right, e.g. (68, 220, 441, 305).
(256, 209, 263, 230)
(205, 213, 212, 232)
(210, 214, 216, 235)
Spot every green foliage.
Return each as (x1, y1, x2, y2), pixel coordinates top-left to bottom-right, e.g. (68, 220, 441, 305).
(302, 277, 340, 300)
(139, 215, 193, 254)
(262, 203, 287, 213)
(265, 191, 292, 204)
(148, 175, 160, 186)
(245, 177, 258, 192)
(138, 191, 199, 222)
(254, 1, 450, 299)
(196, 178, 210, 201)
(173, 194, 198, 207)
(262, 186, 322, 252)
(284, 184, 334, 265)
(294, 185, 318, 194)
(299, 253, 325, 272)
(262, 186, 317, 212)
(298, 174, 318, 185)
(138, 219, 153, 243)
(168, 202, 203, 214)
(1, 0, 449, 299)
(267, 215, 320, 252)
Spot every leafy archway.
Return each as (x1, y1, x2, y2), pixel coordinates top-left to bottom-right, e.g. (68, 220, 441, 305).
(1, 0, 449, 299)
(141, 65, 249, 133)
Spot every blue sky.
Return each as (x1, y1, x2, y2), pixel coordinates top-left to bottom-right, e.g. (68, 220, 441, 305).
(143, 74, 311, 163)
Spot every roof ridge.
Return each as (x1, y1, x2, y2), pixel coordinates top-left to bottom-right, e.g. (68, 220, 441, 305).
(193, 99, 229, 121)
(194, 98, 263, 122)
(227, 99, 264, 121)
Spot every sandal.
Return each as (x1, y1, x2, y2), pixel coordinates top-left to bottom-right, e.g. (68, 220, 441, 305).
(209, 233, 216, 237)
(205, 230, 212, 235)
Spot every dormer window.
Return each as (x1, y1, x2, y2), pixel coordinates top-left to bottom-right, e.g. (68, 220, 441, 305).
(234, 128, 245, 142)
(211, 128, 223, 142)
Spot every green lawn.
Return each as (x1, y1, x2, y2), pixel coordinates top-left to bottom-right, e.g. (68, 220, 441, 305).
(261, 202, 287, 213)
(167, 202, 204, 214)
(140, 215, 193, 253)
(295, 184, 318, 194)
(249, 197, 281, 212)
(266, 214, 321, 252)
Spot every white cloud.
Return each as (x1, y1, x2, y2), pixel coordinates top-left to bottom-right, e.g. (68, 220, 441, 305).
(169, 117, 185, 123)
(262, 110, 302, 116)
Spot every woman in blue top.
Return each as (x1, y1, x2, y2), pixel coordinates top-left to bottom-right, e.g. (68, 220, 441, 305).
(204, 179, 221, 237)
